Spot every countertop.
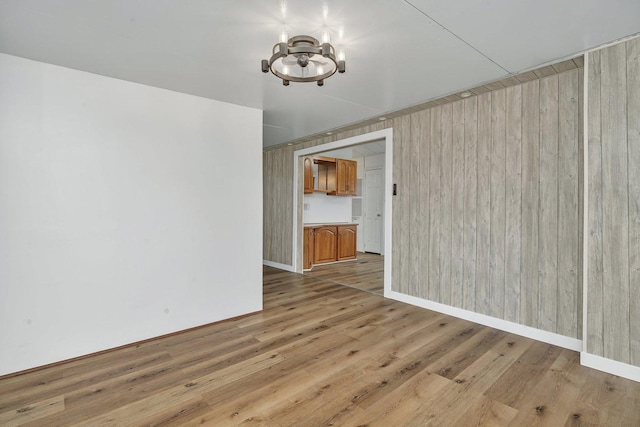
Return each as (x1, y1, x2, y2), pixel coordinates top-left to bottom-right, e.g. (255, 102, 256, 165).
(304, 222, 358, 227)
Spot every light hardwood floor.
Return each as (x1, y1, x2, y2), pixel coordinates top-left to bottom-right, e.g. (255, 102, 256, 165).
(1, 267, 639, 426)
(305, 252, 384, 295)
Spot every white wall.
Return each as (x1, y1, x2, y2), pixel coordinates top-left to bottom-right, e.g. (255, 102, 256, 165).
(0, 53, 263, 376)
(303, 192, 352, 224)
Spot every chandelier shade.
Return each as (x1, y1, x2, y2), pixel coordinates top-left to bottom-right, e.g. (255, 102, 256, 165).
(262, 35, 345, 86)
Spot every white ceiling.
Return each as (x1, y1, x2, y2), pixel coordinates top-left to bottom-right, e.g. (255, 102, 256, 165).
(1, 1, 639, 147)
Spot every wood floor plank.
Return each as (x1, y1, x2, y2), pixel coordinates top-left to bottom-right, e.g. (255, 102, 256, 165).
(1, 267, 640, 426)
(484, 341, 564, 408)
(0, 396, 64, 427)
(452, 333, 534, 394)
(325, 370, 451, 426)
(508, 349, 585, 426)
(457, 396, 518, 427)
(425, 327, 506, 379)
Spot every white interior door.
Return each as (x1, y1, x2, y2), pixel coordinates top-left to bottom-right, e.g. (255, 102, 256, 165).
(364, 168, 383, 254)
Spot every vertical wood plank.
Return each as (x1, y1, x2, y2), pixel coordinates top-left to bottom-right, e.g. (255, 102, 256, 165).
(538, 74, 559, 333)
(400, 114, 413, 296)
(520, 79, 540, 328)
(286, 146, 295, 266)
(263, 151, 272, 261)
(428, 107, 442, 301)
(601, 43, 630, 363)
(409, 111, 424, 298)
(413, 110, 430, 299)
(392, 116, 408, 292)
(463, 97, 478, 311)
(439, 104, 453, 306)
(627, 37, 640, 365)
(475, 93, 492, 316)
(557, 69, 580, 338)
(505, 84, 522, 323)
(274, 149, 281, 264)
(451, 101, 466, 308)
(577, 65, 584, 340)
(490, 89, 506, 319)
(587, 50, 604, 356)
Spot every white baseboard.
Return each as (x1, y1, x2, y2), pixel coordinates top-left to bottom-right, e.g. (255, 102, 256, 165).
(581, 352, 640, 382)
(386, 290, 582, 352)
(262, 260, 296, 272)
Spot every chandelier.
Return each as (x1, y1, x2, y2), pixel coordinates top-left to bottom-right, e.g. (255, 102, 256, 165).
(261, 34, 345, 86)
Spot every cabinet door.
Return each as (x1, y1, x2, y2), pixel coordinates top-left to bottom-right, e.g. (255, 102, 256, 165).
(346, 160, 357, 195)
(303, 227, 314, 269)
(313, 226, 337, 264)
(335, 159, 357, 196)
(303, 157, 314, 194)
(337, 225, 357, 261)
(335, 159, 348, 195)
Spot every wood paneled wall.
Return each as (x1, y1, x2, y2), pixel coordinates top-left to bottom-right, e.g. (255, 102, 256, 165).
(263, 148, 294, 265)
(392, 70, 582, 337)
(587, 37, 640, 365)
(264, 69, 583, 339)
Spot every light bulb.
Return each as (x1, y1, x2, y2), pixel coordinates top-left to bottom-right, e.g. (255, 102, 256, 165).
(283, 65, 289, 75)
(317, 65, 324, 75)
(279, 29, 288, 43)
(322, 30, 331, 44)
(338, 48, 346, 62)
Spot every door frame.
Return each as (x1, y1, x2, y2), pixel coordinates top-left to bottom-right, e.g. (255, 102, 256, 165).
(292, 128, 393, 296)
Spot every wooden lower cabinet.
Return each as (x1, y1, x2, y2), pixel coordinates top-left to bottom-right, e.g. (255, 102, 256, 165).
(313, 226, 338, 264)
(337, 225, 357, 261)
(303, 226, 314, 270)
(304, 223, 357, 269)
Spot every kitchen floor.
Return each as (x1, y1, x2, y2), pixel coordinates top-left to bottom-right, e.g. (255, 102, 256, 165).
(304, 252, 384, 295)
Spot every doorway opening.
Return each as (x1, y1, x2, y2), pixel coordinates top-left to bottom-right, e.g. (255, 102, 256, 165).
(292, 128, 393, 297)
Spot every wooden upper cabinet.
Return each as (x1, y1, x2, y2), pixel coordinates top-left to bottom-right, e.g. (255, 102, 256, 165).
(335, 159, 357, 196)
(337, 225, 357, 261)
(307, 156, 356, 196)
(303, 157, 314, 194)
(313, 226, 337, 264)
(315, 158, 337, 194)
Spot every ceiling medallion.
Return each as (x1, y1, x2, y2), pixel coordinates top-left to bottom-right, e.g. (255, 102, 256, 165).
(261, 34, 345, 86)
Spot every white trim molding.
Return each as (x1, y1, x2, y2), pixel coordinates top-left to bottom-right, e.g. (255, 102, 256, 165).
(581, 352, 640, 383)
(262, 260, 295, 272)
(387, 291, 583, 352)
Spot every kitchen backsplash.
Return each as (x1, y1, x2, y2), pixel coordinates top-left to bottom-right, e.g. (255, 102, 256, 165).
(303, 192, 352, 224)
